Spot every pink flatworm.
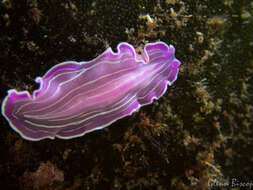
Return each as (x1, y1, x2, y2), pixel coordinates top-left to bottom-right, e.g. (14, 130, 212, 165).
(1, 42, 181, 141)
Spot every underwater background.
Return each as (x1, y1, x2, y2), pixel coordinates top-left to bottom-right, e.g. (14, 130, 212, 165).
(0, 0, 252, 189)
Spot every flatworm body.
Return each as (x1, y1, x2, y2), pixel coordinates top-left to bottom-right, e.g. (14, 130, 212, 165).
(1, 42, 181, 141)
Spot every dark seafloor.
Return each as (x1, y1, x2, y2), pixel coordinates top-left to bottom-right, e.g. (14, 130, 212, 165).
(0, 0, 252, 190)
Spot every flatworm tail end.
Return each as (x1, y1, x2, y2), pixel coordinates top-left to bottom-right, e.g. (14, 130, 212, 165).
(1, 89, 51, 141)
